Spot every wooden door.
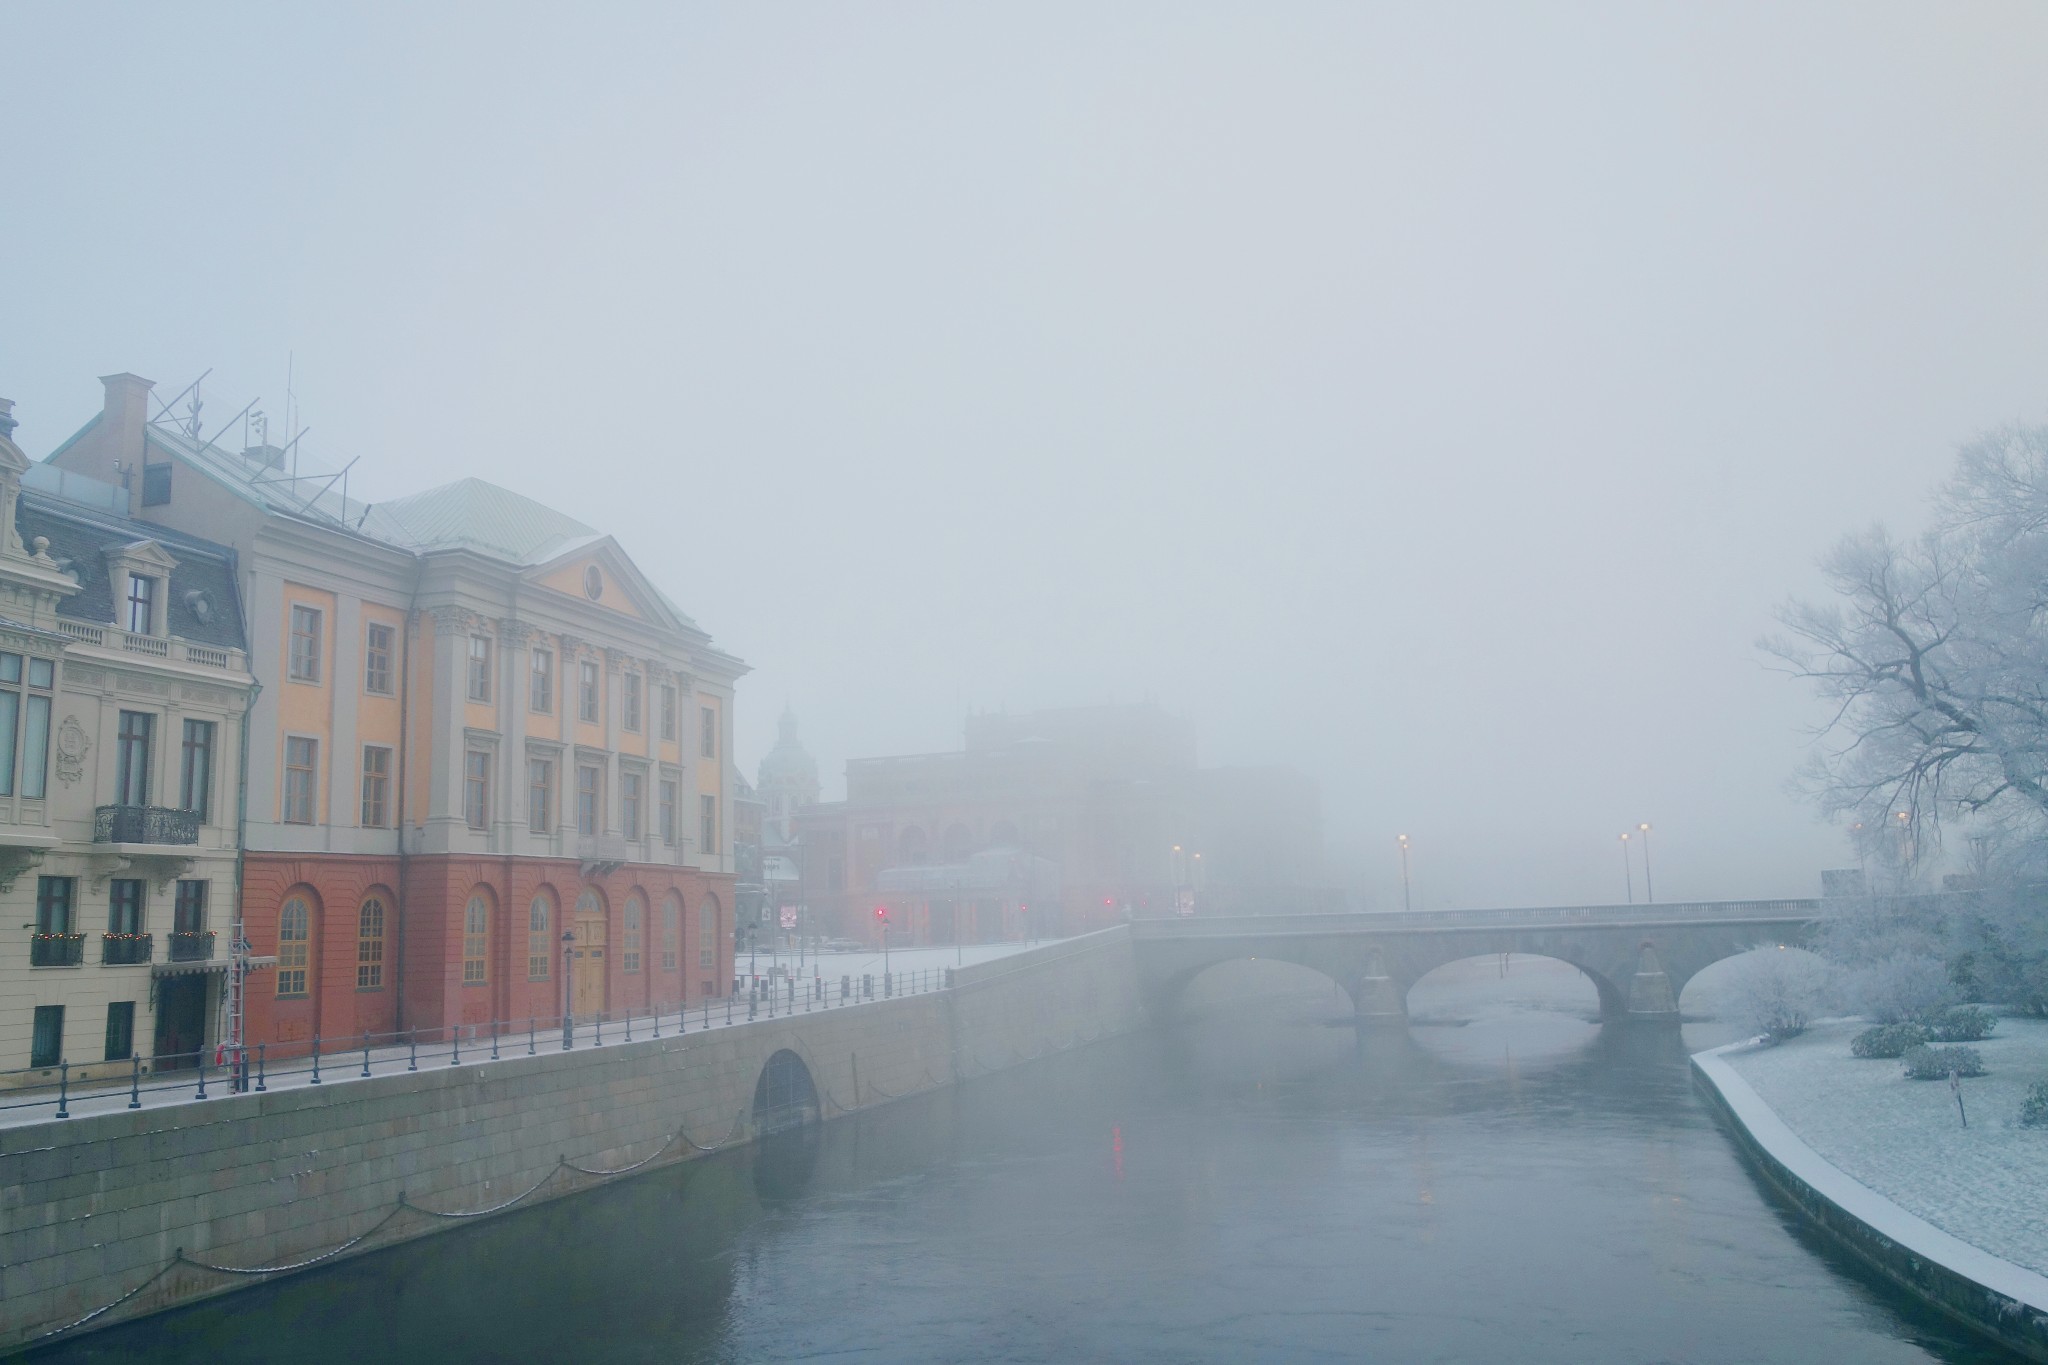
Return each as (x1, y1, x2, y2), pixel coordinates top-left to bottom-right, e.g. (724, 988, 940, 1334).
(572, 913, 607, 1017)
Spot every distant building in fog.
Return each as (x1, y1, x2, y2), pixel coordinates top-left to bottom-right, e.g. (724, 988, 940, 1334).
(795, 702, 1326, 945)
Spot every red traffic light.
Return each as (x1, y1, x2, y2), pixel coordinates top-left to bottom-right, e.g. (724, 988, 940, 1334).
(874, 906, 889, 922)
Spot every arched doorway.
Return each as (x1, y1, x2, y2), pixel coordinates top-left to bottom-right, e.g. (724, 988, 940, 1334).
(573, 887, 609, 1017)
(752, 1048, 820, 1133)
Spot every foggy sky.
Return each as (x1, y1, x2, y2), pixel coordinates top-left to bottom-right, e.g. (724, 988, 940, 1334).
(4, 3, 2046, 910)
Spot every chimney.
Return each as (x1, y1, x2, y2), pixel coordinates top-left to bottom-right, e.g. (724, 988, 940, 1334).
(98, 373, 153, 514)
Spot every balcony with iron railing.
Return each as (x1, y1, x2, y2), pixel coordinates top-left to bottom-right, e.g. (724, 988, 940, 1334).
(168, 929, 215, 962)
(93, 805, 200, 846)
(29, 933, 84, 967)
(101, 932, 153, 965)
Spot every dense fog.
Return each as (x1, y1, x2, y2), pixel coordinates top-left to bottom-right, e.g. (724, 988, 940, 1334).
(6, 3, 2047, 908)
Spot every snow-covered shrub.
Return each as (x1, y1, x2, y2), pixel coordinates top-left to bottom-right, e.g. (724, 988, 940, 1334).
(1927, 1005, 1997, 1042)
(1841, 952, 1952, 1025)
(2021, 1082, 2048, 1128)
(1901, 1044, 1985, 1079)
(1731, 949, 1833, 1043)
(1850, 1023, 1928, 1058)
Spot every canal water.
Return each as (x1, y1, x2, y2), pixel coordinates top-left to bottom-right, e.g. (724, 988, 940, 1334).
(33, 958, 2018, 1363)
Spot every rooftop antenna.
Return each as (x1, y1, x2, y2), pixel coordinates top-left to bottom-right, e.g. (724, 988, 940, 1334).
(285, 352, 297, 483)
(147, 370, 211, 431)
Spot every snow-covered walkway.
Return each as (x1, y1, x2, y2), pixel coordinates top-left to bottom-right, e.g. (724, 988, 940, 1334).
(1720, 1016, 2048, 1276)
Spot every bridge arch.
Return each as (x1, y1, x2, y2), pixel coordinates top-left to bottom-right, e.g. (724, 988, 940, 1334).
(1403, 951, 1613, 1022)
(1384, 940, 1629, 1021)
(1149, 953, 1358, 1023)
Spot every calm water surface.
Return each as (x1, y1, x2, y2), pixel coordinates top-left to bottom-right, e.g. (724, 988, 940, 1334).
(35, 960, 2019, 1363)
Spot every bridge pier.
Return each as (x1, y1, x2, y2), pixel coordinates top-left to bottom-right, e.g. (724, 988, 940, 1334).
(1352, 947, 1406, 1022)
(1624, 943, 1680, 1021)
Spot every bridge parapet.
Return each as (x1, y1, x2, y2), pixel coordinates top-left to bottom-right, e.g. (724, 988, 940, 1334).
(1130, 899, 1821, 940)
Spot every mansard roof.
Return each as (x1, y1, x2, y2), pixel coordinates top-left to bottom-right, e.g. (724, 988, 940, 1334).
(16, 492, 245, 651)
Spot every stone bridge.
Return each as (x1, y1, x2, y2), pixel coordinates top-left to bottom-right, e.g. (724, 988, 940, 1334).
(1130, 900, 1822, 1023)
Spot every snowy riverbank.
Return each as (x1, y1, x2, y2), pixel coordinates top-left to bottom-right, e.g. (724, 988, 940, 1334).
(1718, 1016, 2048, 1278)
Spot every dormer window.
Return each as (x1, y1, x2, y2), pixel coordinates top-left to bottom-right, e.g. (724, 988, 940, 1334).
(104, 540, 178, 638)
(125, 574, 156, 635)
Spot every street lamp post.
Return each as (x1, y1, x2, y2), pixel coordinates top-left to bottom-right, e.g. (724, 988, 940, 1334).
(560, 930, 576, 1050)
(1638, 823, 1654, 903)
(1619, 832, 1634, 904)
(1397, 835, 1412, 914)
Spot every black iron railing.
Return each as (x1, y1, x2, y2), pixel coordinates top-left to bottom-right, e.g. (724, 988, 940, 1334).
(101, 933, 154, 965)
(93, 805, 200, 845)
(30, 933, 85, 967)
(168, 930, 215, 962)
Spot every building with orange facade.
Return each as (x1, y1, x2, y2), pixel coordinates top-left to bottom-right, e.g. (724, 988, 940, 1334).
(42, 375, 743, 1050)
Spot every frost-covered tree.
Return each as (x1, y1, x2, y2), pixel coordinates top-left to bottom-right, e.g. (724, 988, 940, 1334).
(1729, 948, 1834, 1042)
(1766, 424, 2048, 846)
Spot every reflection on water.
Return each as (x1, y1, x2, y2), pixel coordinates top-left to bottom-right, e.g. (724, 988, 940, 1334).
(37, 966, 2018, 1365)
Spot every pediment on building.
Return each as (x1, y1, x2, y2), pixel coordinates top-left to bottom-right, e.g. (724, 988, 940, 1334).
(525, 537, 690, 632)
(105, 539, 181, 575)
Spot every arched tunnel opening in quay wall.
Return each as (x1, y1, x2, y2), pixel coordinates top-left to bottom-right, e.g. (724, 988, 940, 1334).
(753, 1048, 822, 1134)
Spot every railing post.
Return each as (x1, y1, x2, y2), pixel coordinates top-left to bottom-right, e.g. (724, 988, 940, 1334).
(256, 1043, 267, 1092)
(625, 1009, 633, 1043)
(491, 1018, 500, 1060)
(408, 1028, 418, 1071)
(678, 998, 685, 1034)
(361, 1031, 372, 1079)
(309, 1035, 322, 1085)
(529, 1016, 536, 1055)
(724, 995, 731, 1025)
(652, 1003, 661, 1039)
(451, 1025, 462, 1066)
(595, 1012, 603, 1046)
(195, 1050, 209, 1100)
(128, 1054, 142, 1109)
(56, 1060, 70, 1119)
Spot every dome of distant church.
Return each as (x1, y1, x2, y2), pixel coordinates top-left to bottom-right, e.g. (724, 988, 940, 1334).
(757, 705, 820, 804)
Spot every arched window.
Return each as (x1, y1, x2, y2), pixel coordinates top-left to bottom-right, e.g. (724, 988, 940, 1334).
(463, 894, 489, 984)
(277, 896, 311, 997)
(697, 894, 719, 970)
(662, 893, 681, 971)
(623, 894, 644, 974)
(356, 897, 385, 990)
(528, 892, 553, 980)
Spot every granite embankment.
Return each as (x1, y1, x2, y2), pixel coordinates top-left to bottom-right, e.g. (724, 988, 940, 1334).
(0, 928, 1145, 1353)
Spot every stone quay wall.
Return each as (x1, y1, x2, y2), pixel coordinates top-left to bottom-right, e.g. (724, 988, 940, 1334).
(1692, 1043, 2048, 1363)
(0, 928, 1145, 1353)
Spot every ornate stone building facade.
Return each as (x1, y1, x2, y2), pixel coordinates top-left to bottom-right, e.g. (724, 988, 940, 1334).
(0, 397, 254, 1081)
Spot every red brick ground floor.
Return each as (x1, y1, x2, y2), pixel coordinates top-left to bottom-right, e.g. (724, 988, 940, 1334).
(240, 853, 735, 1052)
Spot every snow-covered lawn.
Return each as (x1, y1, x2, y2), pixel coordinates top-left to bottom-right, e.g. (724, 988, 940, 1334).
(1721, 1016, 2048, 1275)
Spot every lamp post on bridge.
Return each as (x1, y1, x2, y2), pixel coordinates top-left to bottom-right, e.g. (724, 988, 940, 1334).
(1619, 832, 1634, 904)
(1397, 834, 1412, 914)
(1638, 822, 1654, 903)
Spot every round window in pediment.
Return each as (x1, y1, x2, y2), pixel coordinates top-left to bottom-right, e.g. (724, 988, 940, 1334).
(583, 565, 604, 600)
